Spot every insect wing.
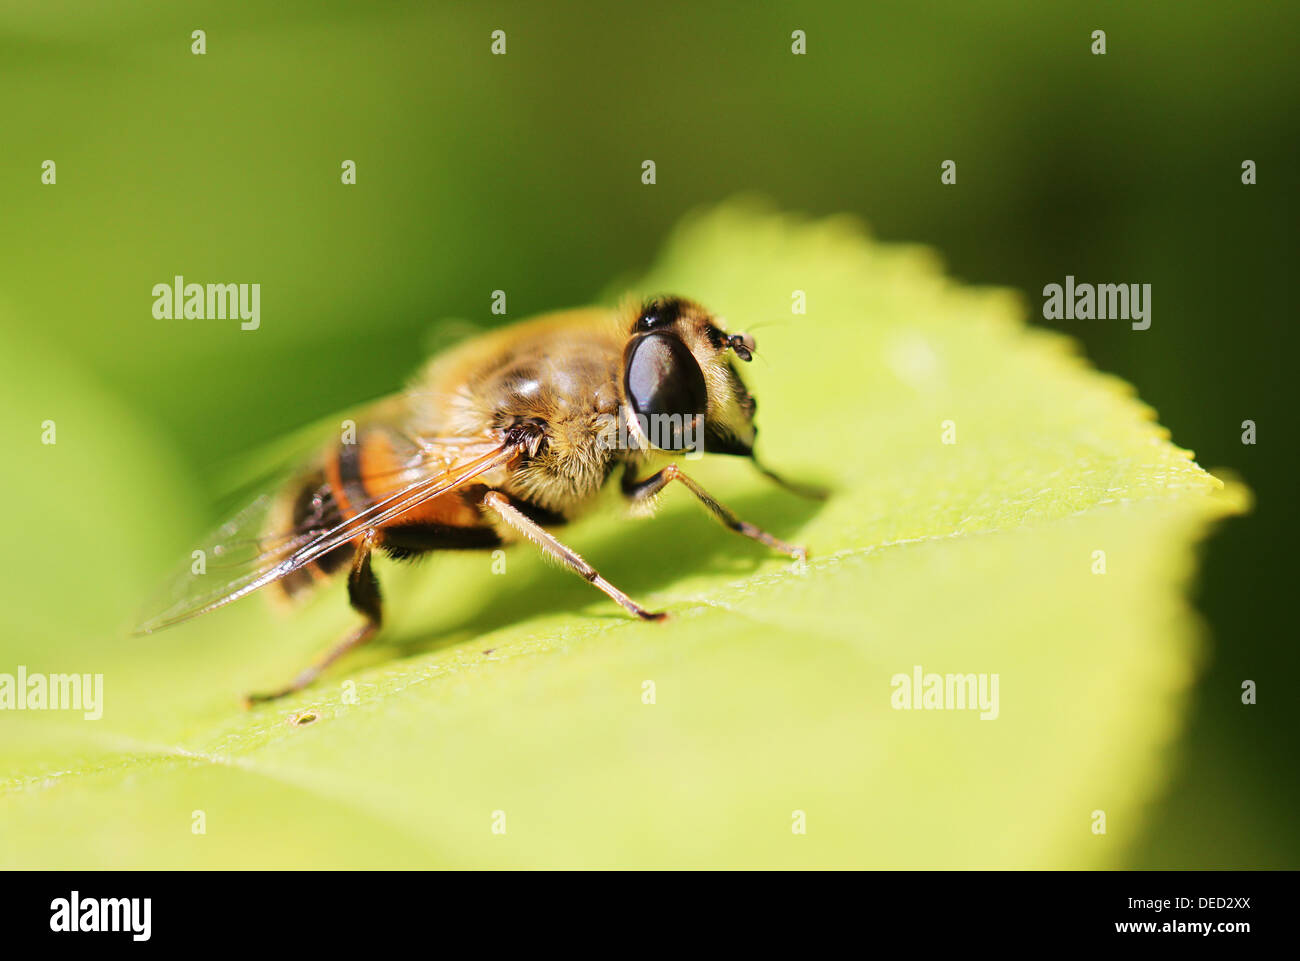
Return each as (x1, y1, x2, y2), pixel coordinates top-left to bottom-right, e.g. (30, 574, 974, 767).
(134, 435, 517, 634)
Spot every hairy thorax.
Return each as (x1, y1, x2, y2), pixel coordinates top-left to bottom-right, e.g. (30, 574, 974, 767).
(413, 310, 633, 516)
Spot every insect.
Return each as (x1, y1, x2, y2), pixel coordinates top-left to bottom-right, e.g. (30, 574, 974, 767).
(137, 296, 821, 703)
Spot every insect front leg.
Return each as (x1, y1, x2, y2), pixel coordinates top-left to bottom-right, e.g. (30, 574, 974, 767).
(481, 490, 666, 621)
(621, 464, 808, 562)
(244, 530, 384, 706)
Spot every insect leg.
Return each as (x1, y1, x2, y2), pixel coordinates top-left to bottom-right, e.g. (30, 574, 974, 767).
(622, 464, 807, 561)
(751, 458, 830, 501)
(481, 490, 666, 621)
(244, 530, 383, 705)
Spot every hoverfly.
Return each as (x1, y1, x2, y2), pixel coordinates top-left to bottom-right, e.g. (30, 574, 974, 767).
(138, 296, 819, 703)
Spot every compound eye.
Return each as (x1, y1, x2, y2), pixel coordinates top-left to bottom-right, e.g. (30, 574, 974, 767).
(624, 332, 708, 450)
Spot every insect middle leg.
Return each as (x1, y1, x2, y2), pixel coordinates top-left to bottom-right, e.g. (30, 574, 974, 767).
(244, 530, 383, 705)
(622, 464, 807, 561)
(481, 490, 666, 621)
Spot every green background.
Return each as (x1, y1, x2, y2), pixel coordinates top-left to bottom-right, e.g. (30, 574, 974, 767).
(0, 1, 1294, 867)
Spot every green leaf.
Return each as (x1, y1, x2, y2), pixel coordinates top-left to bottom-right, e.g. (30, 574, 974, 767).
(0, 202, 1245, 868)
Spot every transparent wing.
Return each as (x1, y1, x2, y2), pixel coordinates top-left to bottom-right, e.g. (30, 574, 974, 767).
(134, 432, 518, 635)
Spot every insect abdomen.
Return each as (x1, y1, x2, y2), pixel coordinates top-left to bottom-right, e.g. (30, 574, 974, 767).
(274, 468, 353, 601)
(273, 428, 513, 604)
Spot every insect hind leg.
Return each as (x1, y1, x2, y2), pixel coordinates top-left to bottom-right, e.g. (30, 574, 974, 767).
(244, 531, 383, 706)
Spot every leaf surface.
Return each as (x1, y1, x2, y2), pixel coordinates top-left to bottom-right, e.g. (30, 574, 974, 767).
(0, 204, 1245, 868)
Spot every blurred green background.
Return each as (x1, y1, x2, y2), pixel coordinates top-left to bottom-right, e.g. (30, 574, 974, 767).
(0, 1, 1294, 867)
